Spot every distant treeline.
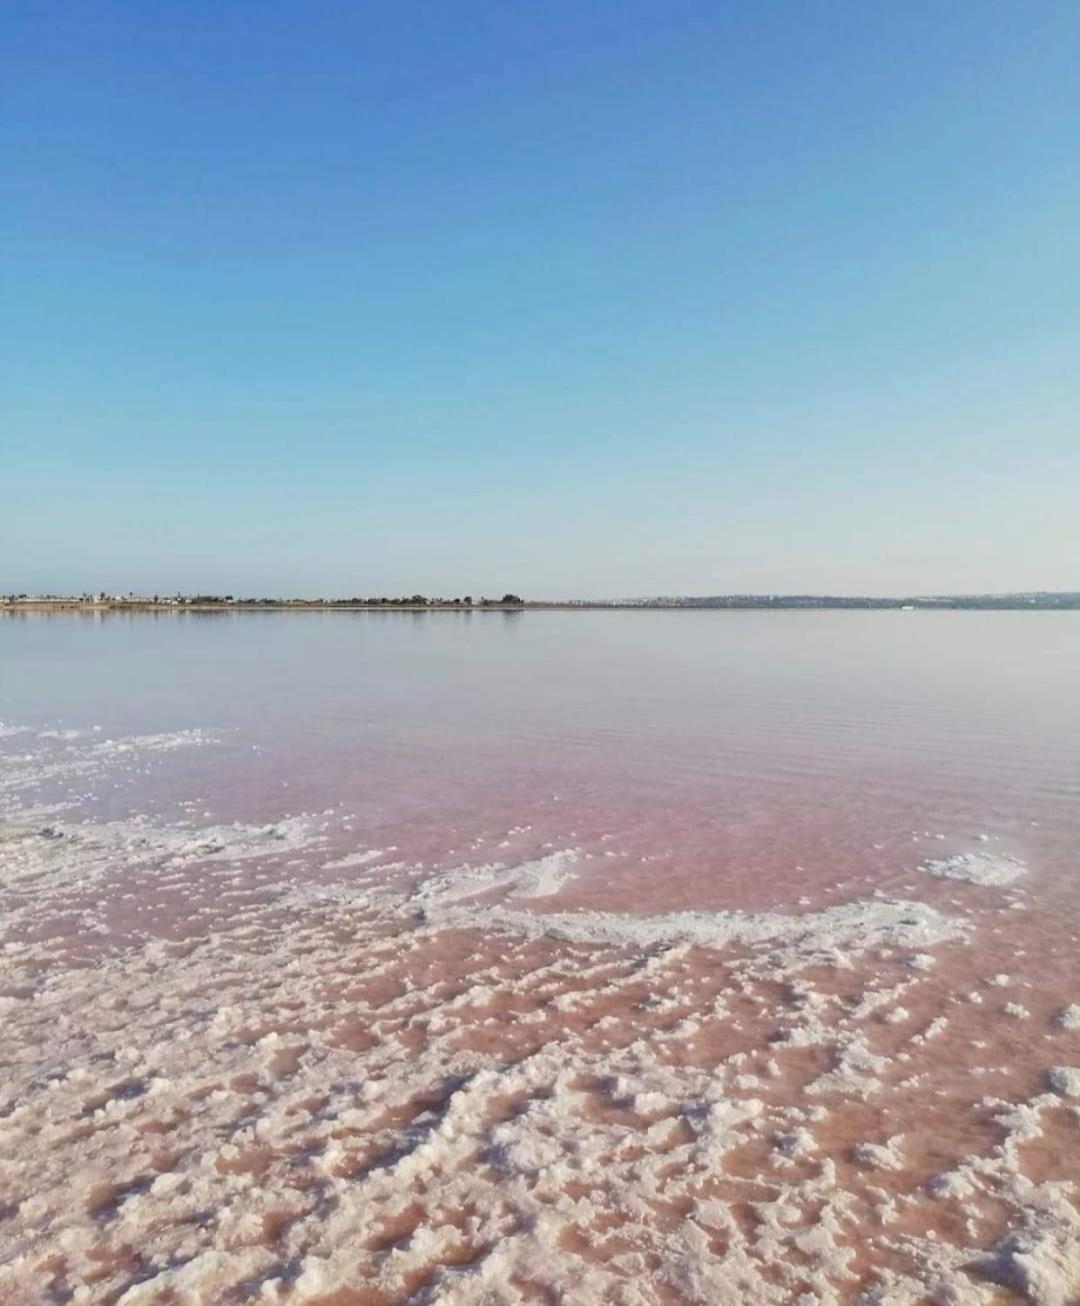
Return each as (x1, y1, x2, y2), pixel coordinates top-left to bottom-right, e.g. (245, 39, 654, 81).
(3, 593, 526, 608)
(185, 594, 526, 607)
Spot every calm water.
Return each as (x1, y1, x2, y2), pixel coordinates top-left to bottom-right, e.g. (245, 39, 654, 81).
(2, 610, 1079, 1303)
(2, 608, 1080, 830)
(5, 609, 1080, 882)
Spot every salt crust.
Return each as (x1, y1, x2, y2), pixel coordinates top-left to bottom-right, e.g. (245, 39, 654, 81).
(1, 726, 1076, 1305)
(853, 1136, 905, 1172)
(1047, 1067, 1080, 1098)
(918, 851, 1029, 887)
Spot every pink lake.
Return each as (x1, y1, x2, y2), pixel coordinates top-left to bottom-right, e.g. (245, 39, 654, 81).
(2, 610, 1079, 1303)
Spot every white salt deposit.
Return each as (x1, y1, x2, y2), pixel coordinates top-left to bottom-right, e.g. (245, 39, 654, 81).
(414, 863, 968, 968)
(918, 850, 1029, 887)
(1047, 1066, 1080, 1097)
(974, 1186, 1080, 1306)
(853, 1135, 906, 1171)
(412, 849, 579, 910)
(0, 723, 1076, 1304)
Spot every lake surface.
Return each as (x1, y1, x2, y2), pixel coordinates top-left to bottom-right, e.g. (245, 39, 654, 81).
(2, 611, 1079, 1302)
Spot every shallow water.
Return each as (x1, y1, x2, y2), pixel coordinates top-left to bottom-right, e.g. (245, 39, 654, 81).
(1, 610, 1078, 1303)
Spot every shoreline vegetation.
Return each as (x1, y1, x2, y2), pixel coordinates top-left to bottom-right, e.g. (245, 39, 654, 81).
(3, 592, 1080, 612)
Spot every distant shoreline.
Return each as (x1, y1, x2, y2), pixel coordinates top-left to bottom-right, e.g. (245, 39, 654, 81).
(4, 595, 1080, 614)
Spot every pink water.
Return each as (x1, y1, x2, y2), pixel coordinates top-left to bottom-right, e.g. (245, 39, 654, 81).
(1, 611, 1078, 1303)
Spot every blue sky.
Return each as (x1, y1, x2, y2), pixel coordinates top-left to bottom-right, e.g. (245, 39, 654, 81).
(4, 1, 1078, 598)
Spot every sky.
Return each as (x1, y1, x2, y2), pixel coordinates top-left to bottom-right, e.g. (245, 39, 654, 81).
(3, 1, 1079, 599)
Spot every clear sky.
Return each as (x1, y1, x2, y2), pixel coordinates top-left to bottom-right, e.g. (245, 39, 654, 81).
(4, 2, 1078, 599)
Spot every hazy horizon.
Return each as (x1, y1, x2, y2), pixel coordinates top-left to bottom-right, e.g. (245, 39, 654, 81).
(5, 3, 1079, 597)
(7, 586, 1080, 604)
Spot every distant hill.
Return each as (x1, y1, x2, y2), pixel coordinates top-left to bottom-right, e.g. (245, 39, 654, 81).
(619, 592, 1080, 610)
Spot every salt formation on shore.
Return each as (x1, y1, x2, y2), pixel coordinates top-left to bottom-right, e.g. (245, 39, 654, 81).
(1, 727, 1079, 1304)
